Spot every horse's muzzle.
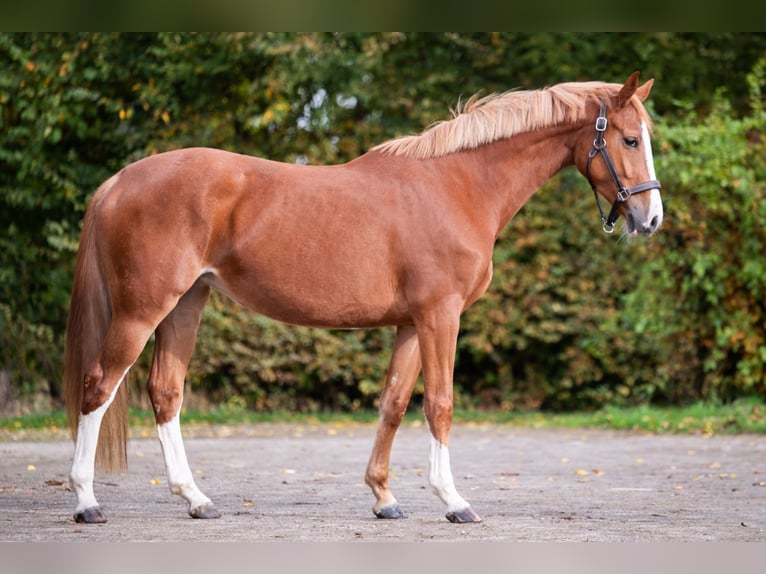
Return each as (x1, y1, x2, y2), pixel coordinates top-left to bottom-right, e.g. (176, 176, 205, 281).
(625, 190, 663, 236)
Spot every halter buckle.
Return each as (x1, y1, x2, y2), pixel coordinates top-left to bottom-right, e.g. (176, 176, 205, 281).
(616, 188, 630, 202)
(602, 220, 616, 234)
(595, 115, 607, 132)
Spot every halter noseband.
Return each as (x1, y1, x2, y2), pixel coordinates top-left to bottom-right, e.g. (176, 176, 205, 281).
(585, 101, 661, 234)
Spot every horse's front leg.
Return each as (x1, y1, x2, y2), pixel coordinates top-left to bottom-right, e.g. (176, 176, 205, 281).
(416, 303, 482, 523)
(365, 325, 421, 519)
(148, 282, 220, 519)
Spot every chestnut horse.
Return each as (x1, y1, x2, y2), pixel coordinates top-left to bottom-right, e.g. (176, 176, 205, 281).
(65, 72, 662, 525)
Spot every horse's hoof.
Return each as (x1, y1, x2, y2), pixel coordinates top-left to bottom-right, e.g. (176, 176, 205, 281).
(74, 507, 107, 524)
(374, 503, 408, 519)
(190, 503, 221, 519)
(446, 506, 482, 524)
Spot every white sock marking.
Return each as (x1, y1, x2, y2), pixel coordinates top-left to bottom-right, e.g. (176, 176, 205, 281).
(157, 411, 213, 512)
(428, 435, 470, 513)
(641, 121, 663, 228)
(69, 369, 129, 514)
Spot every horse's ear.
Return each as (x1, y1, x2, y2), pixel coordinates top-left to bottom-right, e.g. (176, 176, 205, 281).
(634, 78, 654, 102)
(617, 71, 641, 108)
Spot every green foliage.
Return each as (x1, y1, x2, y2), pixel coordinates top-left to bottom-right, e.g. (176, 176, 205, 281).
(458, 169, 628, 410)
(458, 58, 766, 410)
(2, 33, 765, 413)
(169, 292, 395, 412)
(620, 58, 766, 404)
(3, 397, 765, 436)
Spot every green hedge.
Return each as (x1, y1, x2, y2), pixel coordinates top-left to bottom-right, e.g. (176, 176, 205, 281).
(2, 33, 765, 413)
(458, 61, 766, 410)
(153, 61, 766, 413)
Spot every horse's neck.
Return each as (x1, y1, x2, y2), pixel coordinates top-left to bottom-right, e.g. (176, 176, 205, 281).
(465, 124, 581, 237)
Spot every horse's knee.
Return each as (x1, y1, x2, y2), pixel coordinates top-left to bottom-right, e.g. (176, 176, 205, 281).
(379, 394, 408, 427)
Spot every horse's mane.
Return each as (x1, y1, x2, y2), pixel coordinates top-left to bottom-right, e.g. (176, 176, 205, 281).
(373, 81, 653, 159)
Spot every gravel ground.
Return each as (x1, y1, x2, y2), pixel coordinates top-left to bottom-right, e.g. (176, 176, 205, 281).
(1, 422, 765, 542)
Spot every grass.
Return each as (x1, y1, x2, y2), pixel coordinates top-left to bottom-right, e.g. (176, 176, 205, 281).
(460, 397, 766, 434)
(1, 397, 765, 436)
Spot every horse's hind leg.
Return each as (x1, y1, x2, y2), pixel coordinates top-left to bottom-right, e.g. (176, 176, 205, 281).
(147, 280, 220, 519)
(365, 325, 420, 519)
(70, 318, 156, 523)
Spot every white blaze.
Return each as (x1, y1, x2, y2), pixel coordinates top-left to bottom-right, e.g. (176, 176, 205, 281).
(641, 121, 663, 228)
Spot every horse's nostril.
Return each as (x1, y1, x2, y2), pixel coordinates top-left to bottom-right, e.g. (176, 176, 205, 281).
(650, 215, 659, 230)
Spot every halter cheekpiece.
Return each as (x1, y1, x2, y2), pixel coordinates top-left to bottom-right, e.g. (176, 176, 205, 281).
(585, 101, 661, 234)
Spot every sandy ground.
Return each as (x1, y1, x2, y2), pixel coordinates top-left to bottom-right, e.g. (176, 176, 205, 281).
(1, 422, 765, 542)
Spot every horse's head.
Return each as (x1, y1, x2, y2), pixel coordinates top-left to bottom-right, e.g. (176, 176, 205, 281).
(576, 72, 663, 236)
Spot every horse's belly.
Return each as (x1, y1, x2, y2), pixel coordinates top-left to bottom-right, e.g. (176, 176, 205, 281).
(202, 262, 405, 329)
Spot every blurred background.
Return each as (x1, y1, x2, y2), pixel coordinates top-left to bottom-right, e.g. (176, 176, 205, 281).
(1, 32, 765, 416)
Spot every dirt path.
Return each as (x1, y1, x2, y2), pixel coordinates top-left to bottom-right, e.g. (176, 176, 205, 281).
(1, 422, 764, 541)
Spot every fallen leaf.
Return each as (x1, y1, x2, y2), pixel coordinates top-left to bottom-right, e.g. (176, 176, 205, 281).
(314, 472, 343, 479)
(591, 469, 604, 476)
(27, 464, 36, 472)
(574, 469, 589, 476)
(635, 458, 645, 464)
(150, 478, 162, 485)
(561, 457, 570, 464)
(709, 461, 721, 469)
(45, 479, 64, 486)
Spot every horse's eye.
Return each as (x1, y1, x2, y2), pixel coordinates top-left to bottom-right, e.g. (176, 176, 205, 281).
(623, 137, 639, 148)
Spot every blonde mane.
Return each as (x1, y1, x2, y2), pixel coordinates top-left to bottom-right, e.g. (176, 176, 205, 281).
(372, 81, 652, 159)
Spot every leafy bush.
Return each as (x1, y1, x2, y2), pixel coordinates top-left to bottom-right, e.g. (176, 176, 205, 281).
(180, 293, 395, 412)
(618, 60, 766, 404)
(2, 33, 765, 413)
(457, 58, 766, 410)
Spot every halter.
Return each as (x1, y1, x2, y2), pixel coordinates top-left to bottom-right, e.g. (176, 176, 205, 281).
(585, 101, 661, 234)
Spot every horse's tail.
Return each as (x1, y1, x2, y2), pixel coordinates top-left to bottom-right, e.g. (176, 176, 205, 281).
(64, 175, 128, 473)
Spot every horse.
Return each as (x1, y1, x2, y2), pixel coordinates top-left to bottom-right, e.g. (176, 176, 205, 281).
(64, 71, 662, 525)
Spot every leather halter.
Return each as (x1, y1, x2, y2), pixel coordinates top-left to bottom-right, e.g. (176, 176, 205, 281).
(585, 101, 661, 234)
